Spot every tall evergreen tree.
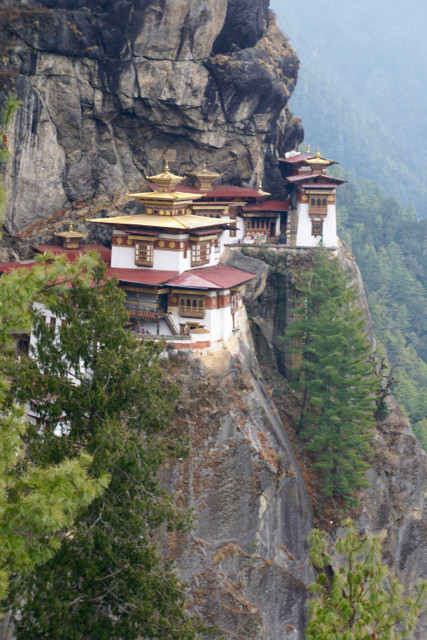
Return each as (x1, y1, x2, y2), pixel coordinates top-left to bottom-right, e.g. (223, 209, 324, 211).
(7, 259, 202, 640)
(286, 249, 379, 506)
(0, 255, 107, 605)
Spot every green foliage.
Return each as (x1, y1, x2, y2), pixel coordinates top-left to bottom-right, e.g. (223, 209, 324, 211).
(0, 256, 106, 606)
(0, 379, 108, 608)
(307, 520, 427, 640)
(333, 170, 427, 444)
(0, 92, 21, 229)
(286, 249, 379, 506)
(0, 251, 97, 346)
(7, 258, 203, 640)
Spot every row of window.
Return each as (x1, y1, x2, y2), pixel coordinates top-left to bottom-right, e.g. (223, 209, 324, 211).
(310, 198, 327, 207)
(178, 297, 205, 318)
(177, 295, 240, 318)
(134, 240, 215, 267)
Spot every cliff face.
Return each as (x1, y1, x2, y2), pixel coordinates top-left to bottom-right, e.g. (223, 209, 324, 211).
(237, 243, 427, 639)
(163, 334, 313, 639)
(0, 0, 302, 251)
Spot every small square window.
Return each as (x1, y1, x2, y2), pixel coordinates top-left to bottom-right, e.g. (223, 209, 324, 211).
(312, 220, 323, 236)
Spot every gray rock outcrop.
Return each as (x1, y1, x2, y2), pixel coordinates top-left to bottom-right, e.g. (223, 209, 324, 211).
(0, 0, 303, 243)
(163, 340, 313, 640)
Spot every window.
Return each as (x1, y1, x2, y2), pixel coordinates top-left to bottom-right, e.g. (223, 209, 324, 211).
(231, 291, 240, 314)
(50, 317, 56, 328)
(135, 242, 154, 267)
(229, 224, 237, 238)
(309, 196, 328, 216)
(191, 241, 210, 266)
(179, 296, 205, 319)
(214, 236, 220, 253)
(312, 220, 323, 236)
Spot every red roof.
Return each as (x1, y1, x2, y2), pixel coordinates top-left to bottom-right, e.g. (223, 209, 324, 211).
(106, 267, 178, 285)
(243, 200, 289, 212)
(301, 183, 339, 189)
(147, 182, 262, 200)
(166, 265, 256, 290)
(0, 261, 36, 273)
(286, 173, 346, 184)
(33, 244, 112, 262)
(209, 185, 261, 199)
(147, 182, 202, 195)
(279, 153, 315, 164)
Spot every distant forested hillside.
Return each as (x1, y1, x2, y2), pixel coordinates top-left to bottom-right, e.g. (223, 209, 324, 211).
(272, 0, 427, 218)
(332, 166, 427, 448)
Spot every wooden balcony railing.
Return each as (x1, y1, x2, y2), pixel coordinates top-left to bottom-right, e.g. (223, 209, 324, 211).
(178, 307, 205, 319)
(125, 301, 164, 321)
(309, 206, 327, 216)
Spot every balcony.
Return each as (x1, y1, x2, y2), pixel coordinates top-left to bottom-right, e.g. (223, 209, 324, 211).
(178, 307, 205, 319)
(125, 301, 164, 321)
(309, 206, 327, 216)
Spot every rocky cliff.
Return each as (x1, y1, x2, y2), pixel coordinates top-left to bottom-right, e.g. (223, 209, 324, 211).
(233, 244, 427, 639)
(0, 0, 302, 255)
(2, 2, 427, 638)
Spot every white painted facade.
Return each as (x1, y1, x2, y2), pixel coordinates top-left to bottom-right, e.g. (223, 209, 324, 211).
(295, 201, 338, 248)
(165, 290, 240, 345)
(111, 221, 245, 272)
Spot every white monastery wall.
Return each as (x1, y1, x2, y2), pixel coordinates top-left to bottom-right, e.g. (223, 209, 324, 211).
(275, 215, 281, 236)
(296, 202, 337, 248)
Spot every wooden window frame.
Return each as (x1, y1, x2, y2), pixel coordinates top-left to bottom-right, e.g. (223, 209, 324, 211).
(311, 220, 323, 236)
(178, 296, 206, 319)
(135, 241, 154, 267)
(191, 241, 210, 267)
(309, 196, 328, 217)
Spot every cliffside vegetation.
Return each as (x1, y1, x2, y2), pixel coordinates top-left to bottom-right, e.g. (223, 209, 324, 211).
(331, 167, 427, 450)
(0, 255, 109, 607)
(6, 259, 203, 640)
(286, 250, 379, 508)
(307, 520, 427, 640)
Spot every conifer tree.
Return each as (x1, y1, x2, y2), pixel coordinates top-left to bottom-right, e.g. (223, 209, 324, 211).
(0, 255, 107, 605)
(286, 249, 379, 506)
(307, 520, 427, 640)
(7, 259, 202, 640)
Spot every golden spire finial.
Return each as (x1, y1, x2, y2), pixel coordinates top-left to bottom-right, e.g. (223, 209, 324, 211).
(316, 147, 320, 158)
(306, 144, 310, 153)
(203, 160, 207, 170)
(69, 222, 74, 231)
(164, 159, 169, 171)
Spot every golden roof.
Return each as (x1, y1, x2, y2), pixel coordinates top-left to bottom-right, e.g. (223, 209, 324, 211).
(304, 147, 335, 167)
(54, 223, 87, 239)
(89, 213, 234, 230)
(145, 160, 184, 186)
(126, 191, 202, 202)
(186, 161, 221, 181)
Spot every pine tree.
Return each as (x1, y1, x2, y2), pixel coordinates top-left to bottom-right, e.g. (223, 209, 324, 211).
(286, 249, 379, 506)
(7, 259, 203, 640)
(307, 520, 427, 640)
(0, 255, 107, 605)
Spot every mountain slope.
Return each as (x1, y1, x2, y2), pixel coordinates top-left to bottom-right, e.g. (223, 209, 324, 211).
(271, 0, 427, 217)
